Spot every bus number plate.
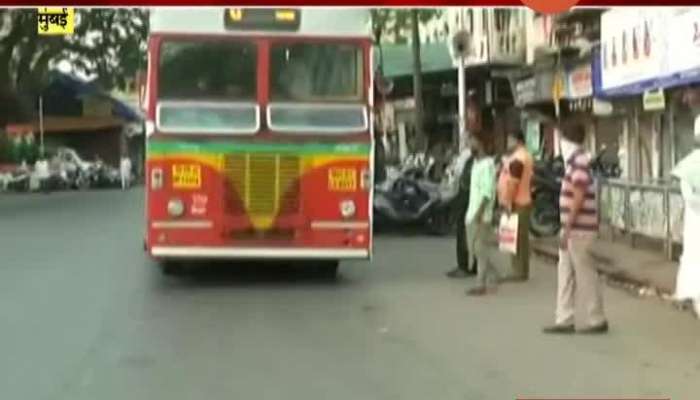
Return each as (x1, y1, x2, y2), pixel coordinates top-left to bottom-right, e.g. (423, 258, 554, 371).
(172, 164, 201, 189)
(328, 168, 356, 192)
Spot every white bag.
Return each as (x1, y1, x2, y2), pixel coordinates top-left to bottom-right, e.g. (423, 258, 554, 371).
(498, 213, 519, 255)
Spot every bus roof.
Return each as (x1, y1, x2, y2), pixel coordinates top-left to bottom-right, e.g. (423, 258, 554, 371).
(150, 7, 371, 38)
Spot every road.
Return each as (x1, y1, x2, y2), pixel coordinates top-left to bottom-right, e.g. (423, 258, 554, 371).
(1, 189, 699, 400)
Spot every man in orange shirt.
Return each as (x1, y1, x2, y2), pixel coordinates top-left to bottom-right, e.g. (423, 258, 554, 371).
(497, 130, 534, 281)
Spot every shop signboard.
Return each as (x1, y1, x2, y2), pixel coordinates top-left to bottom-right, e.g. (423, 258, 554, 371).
(600, 8, 669, 92)
(666, 8, 700, 79)
(643, 88, 666, 111)
(515, 70, 557, 106)
(599, 7, 700, 97)
(515, 77, 536, 106)
(566, 64, 593, 99)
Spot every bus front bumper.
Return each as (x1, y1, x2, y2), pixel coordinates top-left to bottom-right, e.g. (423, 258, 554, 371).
(150, 246, 370, 260)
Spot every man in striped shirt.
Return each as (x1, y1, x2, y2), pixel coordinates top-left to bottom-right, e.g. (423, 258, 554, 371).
(543, 124, 608, 335)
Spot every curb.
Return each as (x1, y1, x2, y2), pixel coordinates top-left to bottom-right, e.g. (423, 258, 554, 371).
(531, 240, 674, 296)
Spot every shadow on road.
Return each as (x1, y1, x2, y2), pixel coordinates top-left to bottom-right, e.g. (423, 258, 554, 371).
(152, 260, 356, 290)
(374, 224, 455, 238)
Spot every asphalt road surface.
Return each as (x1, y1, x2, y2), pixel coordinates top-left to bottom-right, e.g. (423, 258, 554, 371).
(1, 189, 700, 400)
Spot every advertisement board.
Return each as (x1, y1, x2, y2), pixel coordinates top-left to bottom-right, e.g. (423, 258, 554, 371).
(515, 77, 536, 106)
(600, 8, 669, 92)
(599, 7, 700, 96)
(566, 64, 593, 99)
(666, 8, 700, 78)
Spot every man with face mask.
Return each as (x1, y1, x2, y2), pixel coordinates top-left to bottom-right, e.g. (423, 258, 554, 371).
(497, 130, 534, 281)
(671, 116, 700, 317)
(544, 123, 608, 334)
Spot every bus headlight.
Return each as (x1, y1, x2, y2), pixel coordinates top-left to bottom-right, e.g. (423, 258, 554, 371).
(167, 198, 185, 217)
(340, 200, 356, 219)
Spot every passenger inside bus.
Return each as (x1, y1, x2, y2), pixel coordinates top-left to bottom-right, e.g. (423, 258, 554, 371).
(159, 41, 256, 101)
(279, 53, 313, 100)
(272, 44, 360, 101)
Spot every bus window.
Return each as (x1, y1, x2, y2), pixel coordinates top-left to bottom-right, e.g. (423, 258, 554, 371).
(268, 42, 367, 134)
(159, 40, 256, 100)
(270, 43, 362, 102)
(156, 40, 259, 134)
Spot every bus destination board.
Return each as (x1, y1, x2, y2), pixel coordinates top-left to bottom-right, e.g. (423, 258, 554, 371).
(224, 8, 300, 32)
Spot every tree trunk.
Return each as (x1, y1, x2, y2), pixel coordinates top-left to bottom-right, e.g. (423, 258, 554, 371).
(410, 9, 426, 152)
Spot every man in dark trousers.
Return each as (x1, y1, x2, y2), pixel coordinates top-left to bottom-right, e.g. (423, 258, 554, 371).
(446, 148, 476, 278)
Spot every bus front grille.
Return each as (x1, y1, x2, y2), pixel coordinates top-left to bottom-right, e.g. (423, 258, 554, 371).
(223, 154, 302, 224)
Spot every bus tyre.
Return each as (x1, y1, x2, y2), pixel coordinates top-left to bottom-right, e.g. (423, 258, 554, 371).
(159, 261, 182, 276)
(316, 261, 339, 279)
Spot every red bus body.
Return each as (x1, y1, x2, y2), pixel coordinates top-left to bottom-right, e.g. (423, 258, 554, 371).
(143, 9, 374, 264)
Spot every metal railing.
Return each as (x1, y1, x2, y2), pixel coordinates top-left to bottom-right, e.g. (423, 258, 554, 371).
(598, 178, 683, 260)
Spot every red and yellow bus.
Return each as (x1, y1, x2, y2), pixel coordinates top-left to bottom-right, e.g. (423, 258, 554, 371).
(143, 8, 374, 275)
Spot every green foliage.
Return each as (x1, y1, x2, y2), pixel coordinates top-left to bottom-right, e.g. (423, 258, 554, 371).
(371, 8, 443, 45)
(0, 8, 149, 93)
(9, 137, 21, 163)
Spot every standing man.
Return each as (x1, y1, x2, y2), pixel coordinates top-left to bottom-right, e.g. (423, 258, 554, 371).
(465, 134, 498, 295)
(543, 124, 608, 334)
(120, 155, 132, 190)
(497, 130, 534, 282)
(446, 146, 475, 278)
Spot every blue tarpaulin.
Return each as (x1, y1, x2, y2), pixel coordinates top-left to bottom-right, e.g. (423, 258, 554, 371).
(42, 72, 142, 123)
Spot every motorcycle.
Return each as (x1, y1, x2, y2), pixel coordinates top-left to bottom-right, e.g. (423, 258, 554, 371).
(373, 151, 470, 236)
(40, 171, 71, 192)
(529, 156, 565, 238)
(4, 170, 30, 192)
(91, 162, 121, 188)
(78, 162, 120, 189)
(590, 145, 622, 179)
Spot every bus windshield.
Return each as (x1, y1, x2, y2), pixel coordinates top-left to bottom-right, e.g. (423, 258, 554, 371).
(157, 40, 259, 134)
(269, 42, 367, 134)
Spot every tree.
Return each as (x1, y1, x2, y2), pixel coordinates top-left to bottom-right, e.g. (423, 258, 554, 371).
(371, 9, 444, 45)
(0, 8, 148, 124)
(371, 8, 443, 152)
(411, 10, 426, 151)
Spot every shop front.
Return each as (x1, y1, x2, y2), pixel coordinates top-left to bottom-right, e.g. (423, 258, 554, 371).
(592, 8, 700, 258)
(514, 68, 559, 159)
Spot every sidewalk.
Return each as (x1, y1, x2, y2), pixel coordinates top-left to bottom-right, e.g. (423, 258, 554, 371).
(532, 234, 679, 295)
